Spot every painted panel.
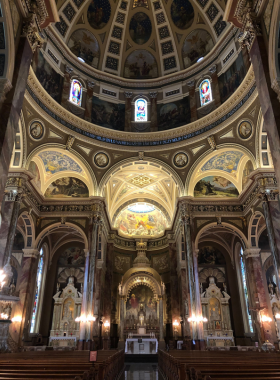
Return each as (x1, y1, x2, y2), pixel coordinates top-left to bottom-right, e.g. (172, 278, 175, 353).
(242, 160, 254, 189)
(44, 177, 89, 198)
(157, 97, 191, 131)
(198, 246, 226, 265)
(194, 176, 239, 197)
(68, 29, 99, 67)
(126, 285, 157, 319)
(124, 50, 158, 79)
(58, 247, 85, 266)
(171, 0, 194, 29)
(201, 151, 243, 175)
(38, 151, 83, 175)
(129, 13, 152, 45)
(29, 161, 41, 189)
(91, 96, 125, 130)
(182, 29, 214, 68)
(87, 0, 111, 29)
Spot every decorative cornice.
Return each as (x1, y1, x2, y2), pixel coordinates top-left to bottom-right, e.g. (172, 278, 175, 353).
(243, 248, 261, 258)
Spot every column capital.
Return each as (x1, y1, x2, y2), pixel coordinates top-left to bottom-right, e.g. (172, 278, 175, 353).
(149, 91, 158, 99)
(209, 65, 217, 74)
(65, 65, 73, 75)
(243, 248, 261, 258)
(187, 80, 195, 88)
(22, 249, 40, 258)
(124, 91, 133, 98)
(87, 81, 95, 90)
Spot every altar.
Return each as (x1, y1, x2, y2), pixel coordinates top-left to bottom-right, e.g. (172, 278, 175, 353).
(125, 338, 158, 354)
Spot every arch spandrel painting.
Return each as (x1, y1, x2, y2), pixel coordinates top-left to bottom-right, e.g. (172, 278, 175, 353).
(201, 151, 243, 176)
(198, 246, 226, 265)
(58, 247, 85, 267)
(44, 177, 89, 198)
(38, 151, 83, 175)
(124, 50, 158, 79)
(182, 29, 214, 68)
(68, 29, 99, 67)
(194, 176, 239, 198)
(114, 203, 168, 238)
(126, 285, 157, 319)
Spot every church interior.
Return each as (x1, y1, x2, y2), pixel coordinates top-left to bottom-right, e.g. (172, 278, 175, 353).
(0, 0, 280, 378)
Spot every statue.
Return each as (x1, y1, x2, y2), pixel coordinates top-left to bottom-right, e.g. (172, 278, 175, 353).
(223, 283, 227, 294)
(118, 283, 122, 295)
(268, 281, 274, 296)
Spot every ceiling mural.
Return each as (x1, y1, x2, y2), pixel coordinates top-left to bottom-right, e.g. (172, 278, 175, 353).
(38, 151, 83, 175)
(124, 50, 158, 79)
(114, 203, 168, 238)
(182, 29, 214, 68)
(29, 161, 41, 190)
(170, 0, 194, 29)
(129, 12, 152, 45)
(68, 29, 100, 67)
(133, 0, 149, 9)
(194, 176, 239, 198)
(201, 151, 244, 176)
(157, 98, 191, 131)
(87, 0, 111, 30)
(242, 160, 254, 189)
(44, 177, 89, 198)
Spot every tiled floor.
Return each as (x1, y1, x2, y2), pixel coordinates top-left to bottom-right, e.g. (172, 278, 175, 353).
(120, 363, 164, 380)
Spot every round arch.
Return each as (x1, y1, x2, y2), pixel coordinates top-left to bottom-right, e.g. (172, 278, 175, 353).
(248, 211, 265, 249)
(121, 270, 163, 301)
(18, 212, 36, 249)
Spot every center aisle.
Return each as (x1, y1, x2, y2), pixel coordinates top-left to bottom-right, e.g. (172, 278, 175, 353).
(119, 363, 164, 380)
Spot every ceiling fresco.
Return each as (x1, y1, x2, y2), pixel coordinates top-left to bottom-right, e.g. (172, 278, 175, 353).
(201, 151, 244, 176)
(38, 151, 84, 175)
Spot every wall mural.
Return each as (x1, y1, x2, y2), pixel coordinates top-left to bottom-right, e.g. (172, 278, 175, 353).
(87, 0, 111, 29)
(219, 53, 246, 103)
(124, 50, 158, 79)
(126, 285, 157, 319)
(129, 12, 152, 45)
(157, 97, 191, 131)
(38, 151, 83, 175)
(68, 29, 99, 67)
(32, 50, 63, 102)
(182, 29, 214, 68)
(198, 246, 226, 265)
(115, 203, 168, 238)
(28, 161, 41, 189)
(194, 176, 239, 198)
(201, 151, 243, 175)
(58, 247, 85, 266)
(91, 96, 125, 130)
(44, 177, 89, 198)
(171, 0, 194, 29)
(242, 160, 254, 189)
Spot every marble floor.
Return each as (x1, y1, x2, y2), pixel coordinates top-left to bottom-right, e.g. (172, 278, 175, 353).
(120, 363, 164, 380)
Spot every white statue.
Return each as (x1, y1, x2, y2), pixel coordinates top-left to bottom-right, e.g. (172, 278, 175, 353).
(223, 283, 227, 294)
(161, 281, 165, 294)
(118, 282, 122, 295)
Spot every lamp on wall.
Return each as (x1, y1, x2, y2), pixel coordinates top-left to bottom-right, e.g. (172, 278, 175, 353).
(11, 316, 22, 323)
(75, 315, 96, 323)
(104, 320, 110, 334)
(173, 319, 179, 338)
(260, 315, 272, 323)
(188, 316, 208, 323)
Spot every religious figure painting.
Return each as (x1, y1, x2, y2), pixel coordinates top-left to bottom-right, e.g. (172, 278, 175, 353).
(198, 246, 225, 265)
(94, 152, 109, 168)
(201, 151, 243, 175)
(219, 53, 246, 103)
(173, 152, 188, 168)
(38, 151, 83, 175)
(157, 98, 191, 131)
(242, 160, 254, 189)
(238, 120, 253, 140)
(114, 205, 167, 238)
(32, 50, 63, 102)
(126, 285, 157, 319)
(171, 0, 194, 29)
(68, 29, 99, 67)
(44, 177, 89, 198)
(87, 0, 111, 29)
(29, 121, 44, 140)
(182, 29, 214, 68)
(58, 247, 85, 266)
(124, 50, 158, 79)
(194, 176, 239, 198)
(129, 13, 152, 45)
(91, 96, 125, 130)
(28, 161, 41, 190)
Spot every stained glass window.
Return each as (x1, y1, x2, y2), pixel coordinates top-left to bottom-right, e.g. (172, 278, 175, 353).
(240, 248, 254, 332)
(69, 79, 83, 106)
(199, 79, 212, 107)
(135, 98, 147, 122)
(30, 249, 43, 333)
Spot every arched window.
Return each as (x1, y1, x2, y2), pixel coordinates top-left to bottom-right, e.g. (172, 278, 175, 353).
(69, 79, 83, 106)
(135, 98, 147, 122)
(240, 247, 254, 333)
(199, 79, 212, 107)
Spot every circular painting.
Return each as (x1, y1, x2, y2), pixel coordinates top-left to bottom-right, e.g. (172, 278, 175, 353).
(29, 121, 44, 140)
(94, 152, 109, 168)
(129, 12, 152, 45)
(87, 0, 111, 30)
(173, 152, 188, 168)
(238, 120, 253, 140)
(171, 0, 194, 30)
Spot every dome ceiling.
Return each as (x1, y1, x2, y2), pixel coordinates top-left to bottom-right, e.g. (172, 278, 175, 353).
(54, 0, 227, 78)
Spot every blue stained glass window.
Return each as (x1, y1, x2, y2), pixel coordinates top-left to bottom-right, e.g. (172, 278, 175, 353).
(199, 79, 212, 107)
(240, 248, 254, 333)
(30, 249, 43, 333)
(135, 98, 147, 122)
(69, 79, 83, 106)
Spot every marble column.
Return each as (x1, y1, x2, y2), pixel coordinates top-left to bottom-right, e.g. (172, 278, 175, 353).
(159, 295, 165, 349)
(209, 65, 221, 108)
(103, 243, 114, 341)
(179, 266, 191, 338)
(85, 81, 95, 122)
(118, 295, 125, 349)
(248, 36, 280, 193)
(169, 243, 180, 339)
(193, 249, 205, 349)
(187, 80, 197, 122)
(149, 92, 158, 132)
(10, 249, 40, 347)
(243, 248, 276, 346)
(60, 66, 73, 110)
(0, 37, 33, 209)
(124, 92, 133, 132)
(77, 249, 90, 350)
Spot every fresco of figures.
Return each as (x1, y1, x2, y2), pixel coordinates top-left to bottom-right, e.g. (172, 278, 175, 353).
(68, 29, 100, 67)
(115, 206, 167, 238)
(157, 97, 191, 130)
(32, 50, 63, 102)
(58, 247, 85, 266)
(28, 161, 41, 189)
(38, 151, 83, 175)
(194, 176, 239, 198)
(242, 160, 254, 189)
(126, 285, 157, 319)
(87, 0, 111, 29)
(129, 13, 152, 45)
(182, 29, 214, 68)
(171, 0, 194, 29)
(201, 151, 243, 176)
(198, 246, 225, 265)
(44, 177, 89, 198)
(91, 96, 125, 130)
(124, 50, 158, 79)
(219, 53, 246, 103)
